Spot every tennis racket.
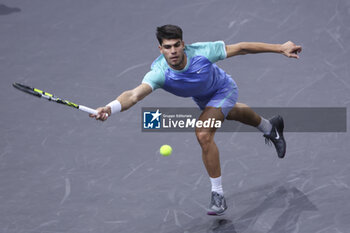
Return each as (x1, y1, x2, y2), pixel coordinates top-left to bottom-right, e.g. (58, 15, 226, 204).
(12, 82, 98, 115)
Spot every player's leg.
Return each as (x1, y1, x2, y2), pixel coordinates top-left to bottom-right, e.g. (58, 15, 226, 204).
(226, 103, 286, 158)
(195, 107, 224, 178)
(195, 106, 227, 215)
(225, 102, 261, 127)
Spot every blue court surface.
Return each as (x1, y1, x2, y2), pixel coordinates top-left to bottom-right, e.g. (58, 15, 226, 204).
(1, 0, 350, 232)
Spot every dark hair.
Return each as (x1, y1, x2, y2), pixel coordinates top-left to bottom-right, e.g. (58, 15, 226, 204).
(156, 25, 183, 45)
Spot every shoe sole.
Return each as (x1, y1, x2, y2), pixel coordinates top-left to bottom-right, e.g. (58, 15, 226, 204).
(276, 116, 286, 158)
(207, 211, 225, 216)
(207, 207, 227, 216)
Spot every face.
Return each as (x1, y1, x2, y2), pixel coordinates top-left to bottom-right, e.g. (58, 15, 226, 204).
(159, 39, 186, 70)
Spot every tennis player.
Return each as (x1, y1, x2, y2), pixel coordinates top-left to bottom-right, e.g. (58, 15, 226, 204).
(90, 25, 302, 215)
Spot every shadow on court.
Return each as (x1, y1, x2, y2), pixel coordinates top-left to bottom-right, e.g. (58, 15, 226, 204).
(165, 184, 317, 233)
(0, 4, 21, 15)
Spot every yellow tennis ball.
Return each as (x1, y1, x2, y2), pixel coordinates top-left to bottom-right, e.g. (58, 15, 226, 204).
(160, 145, 172, 156)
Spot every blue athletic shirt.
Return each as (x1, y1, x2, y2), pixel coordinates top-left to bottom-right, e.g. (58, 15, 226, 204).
(142, 41, 237, 100)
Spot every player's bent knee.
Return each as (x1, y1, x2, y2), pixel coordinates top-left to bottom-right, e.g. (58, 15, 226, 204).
(227, 103, 249, 120)
(195, 130, 213, 147)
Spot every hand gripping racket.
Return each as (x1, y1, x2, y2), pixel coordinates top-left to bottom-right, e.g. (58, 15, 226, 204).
(12, 82, 98, 115)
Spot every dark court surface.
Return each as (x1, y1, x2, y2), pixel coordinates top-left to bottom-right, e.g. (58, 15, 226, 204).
(1, 0, 350, 232)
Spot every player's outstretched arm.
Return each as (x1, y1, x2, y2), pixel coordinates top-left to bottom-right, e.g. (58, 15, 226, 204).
(90, 83, 152, 121)
(225, 41, 302, 59)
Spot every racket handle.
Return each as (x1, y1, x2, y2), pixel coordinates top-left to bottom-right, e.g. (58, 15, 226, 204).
(79, 105, 109, 117)
(79, 105, 98, 115)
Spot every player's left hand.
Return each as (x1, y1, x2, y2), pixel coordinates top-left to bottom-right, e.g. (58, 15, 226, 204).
(281, 41, 302, 59)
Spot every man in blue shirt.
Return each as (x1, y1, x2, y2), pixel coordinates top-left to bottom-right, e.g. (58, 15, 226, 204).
(91, 25, 302, 215)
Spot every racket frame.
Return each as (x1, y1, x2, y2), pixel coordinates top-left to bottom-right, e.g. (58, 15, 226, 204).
(13, 82, 98, 115)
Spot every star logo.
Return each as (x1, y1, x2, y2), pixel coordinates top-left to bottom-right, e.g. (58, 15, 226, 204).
(143, 109, 162, 129)
(151, 109, 162, 122)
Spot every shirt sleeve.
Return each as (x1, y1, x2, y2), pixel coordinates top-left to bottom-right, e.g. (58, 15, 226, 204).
(191, 41, 227, 63)
(142, 69, 165, 91)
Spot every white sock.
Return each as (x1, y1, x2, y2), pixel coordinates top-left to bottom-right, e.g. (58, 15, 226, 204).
(210, 176, 223, 195)
(257, 117, 272, 135)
